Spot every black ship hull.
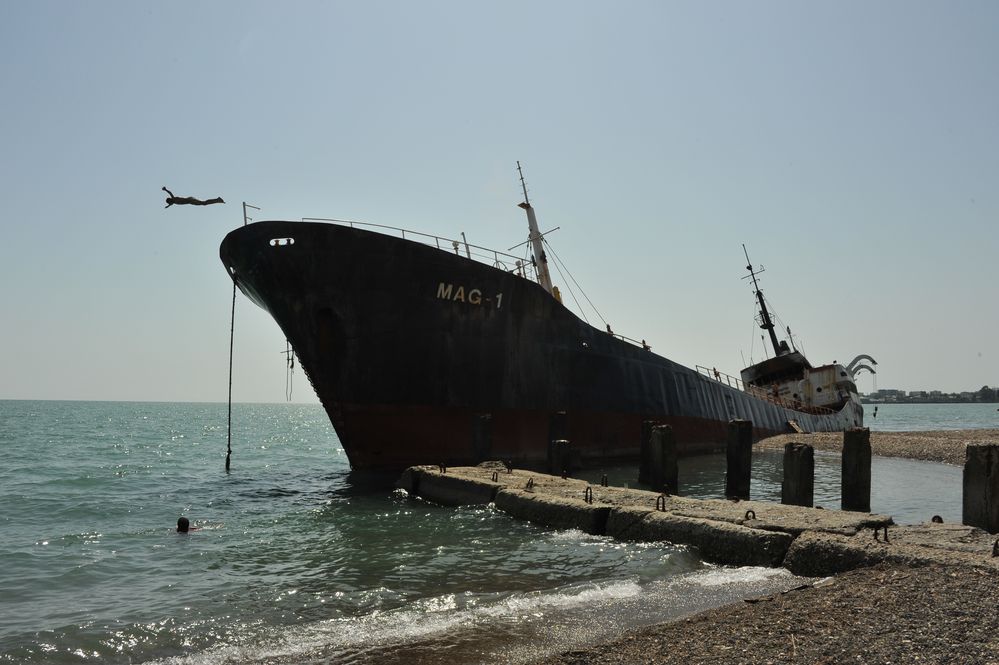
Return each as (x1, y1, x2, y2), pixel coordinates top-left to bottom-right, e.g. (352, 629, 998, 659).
(220, 221, 863, 471)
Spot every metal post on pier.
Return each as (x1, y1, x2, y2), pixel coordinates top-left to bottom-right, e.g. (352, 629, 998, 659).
(726, 419, 753, 500)
(638, 420, 655, 485)
(963, 444, 999, 534)
(782, 442, 814, 507)
(841, 428, 872, 512)
(547, 411, 567, 474)
(472, 414, 492, 464)
(552, 439, 572, 477)
(649, 424, 678, 495)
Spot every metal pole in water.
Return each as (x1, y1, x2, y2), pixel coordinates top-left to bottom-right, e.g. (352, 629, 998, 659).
(226, 281, 235, 473)
(227, 202, 260, 472)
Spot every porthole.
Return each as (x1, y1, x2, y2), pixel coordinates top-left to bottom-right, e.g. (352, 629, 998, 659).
(269, 237, 295, 247)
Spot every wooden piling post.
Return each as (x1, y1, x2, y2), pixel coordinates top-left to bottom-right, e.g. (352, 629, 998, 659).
(649, 424, 679, 494)
(725, 419, 753, 500)
(638, 420, 655, 484)
(963, 444, 999, 534)
(781, 442, 814, 507)
(841, 427, 872, 512)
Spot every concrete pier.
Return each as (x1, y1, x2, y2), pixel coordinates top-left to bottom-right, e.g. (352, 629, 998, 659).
(398, 464, 999, 577)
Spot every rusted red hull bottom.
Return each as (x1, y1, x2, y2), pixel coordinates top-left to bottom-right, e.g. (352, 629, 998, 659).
(328, 402, 781, 472)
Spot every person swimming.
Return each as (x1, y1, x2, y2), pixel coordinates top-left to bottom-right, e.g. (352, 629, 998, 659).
(176, 516, 199, 533)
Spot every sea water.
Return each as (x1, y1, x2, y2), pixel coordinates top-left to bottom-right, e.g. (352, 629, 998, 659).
(0, 401, 992, 664)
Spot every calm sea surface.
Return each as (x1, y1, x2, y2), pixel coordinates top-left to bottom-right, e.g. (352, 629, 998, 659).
(0, 401, 993, 664)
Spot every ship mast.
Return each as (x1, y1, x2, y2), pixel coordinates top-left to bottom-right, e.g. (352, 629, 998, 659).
(517, 162, 554, 295)
(743, 244, 784, 358)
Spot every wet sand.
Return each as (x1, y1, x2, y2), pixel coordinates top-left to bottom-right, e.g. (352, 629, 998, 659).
(538, 430, 999, 664)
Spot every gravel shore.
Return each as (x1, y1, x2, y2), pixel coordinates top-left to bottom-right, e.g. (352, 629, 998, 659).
(538, 430, 999, 664)
(755, 429, 999, 466)
(542, 563, 999, 664)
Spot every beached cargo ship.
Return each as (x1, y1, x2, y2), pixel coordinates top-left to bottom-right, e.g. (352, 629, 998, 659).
(220, 168, 870, 471)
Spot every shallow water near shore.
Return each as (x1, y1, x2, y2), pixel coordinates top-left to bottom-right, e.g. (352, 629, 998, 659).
(0, 400, 986, 663)
(864, 401, 999, 431)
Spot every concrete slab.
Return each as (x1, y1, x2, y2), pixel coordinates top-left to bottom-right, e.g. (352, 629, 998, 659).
(398, 464, 999, 575)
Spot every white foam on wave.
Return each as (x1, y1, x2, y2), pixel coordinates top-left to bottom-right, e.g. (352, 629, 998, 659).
(142, 578, 644, 665)
(546, 528, 604, 542)
(681, 565, 791, 587)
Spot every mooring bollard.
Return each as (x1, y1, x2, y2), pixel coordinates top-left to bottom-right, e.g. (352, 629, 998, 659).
(842, 427, 872, 512)
(962, 444, 999, 534)
(638, 420, 656, 485)
(781, 442, 814, 507)
(725, 419, 753, 500)
(649, 424, 679, 497)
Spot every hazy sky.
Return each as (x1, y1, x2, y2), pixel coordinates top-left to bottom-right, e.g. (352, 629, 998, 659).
(1, 1, 996, 403)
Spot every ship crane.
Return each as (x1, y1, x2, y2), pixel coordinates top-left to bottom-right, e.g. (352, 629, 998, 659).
(516, 161, 555, 296)
(743, 244, 790, 358)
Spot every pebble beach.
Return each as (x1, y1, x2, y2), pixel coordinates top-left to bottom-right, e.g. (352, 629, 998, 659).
(538, 429, 999, 664)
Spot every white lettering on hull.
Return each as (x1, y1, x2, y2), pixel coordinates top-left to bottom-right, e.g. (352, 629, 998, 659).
(436, 282, 502, 309)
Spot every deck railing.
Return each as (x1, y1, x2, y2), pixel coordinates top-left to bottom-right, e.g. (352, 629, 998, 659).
(695, 365, 836, 415)
(301, 217, 532, 276)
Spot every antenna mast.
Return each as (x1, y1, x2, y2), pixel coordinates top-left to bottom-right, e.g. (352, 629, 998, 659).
(516, 162, 554, 295)
(743, 244, 783, 357)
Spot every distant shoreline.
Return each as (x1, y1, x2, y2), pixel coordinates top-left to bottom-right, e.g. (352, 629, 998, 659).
(862, 399, 998, 405)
